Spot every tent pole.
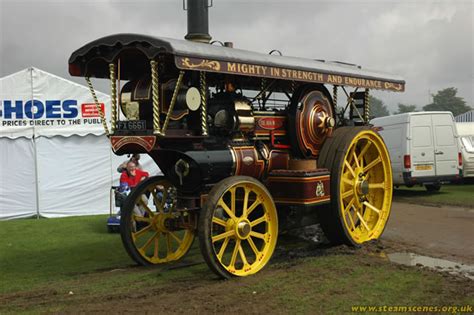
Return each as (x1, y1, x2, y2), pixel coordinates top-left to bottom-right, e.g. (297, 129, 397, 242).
(30, 68, 40, 219)
(33, 135, 40, 219)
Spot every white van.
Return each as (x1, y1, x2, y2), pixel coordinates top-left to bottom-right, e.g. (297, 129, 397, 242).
(371, 111, 462, 191)
(456, 122, 474, 178)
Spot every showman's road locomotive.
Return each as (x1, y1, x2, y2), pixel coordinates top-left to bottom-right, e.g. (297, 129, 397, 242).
(69, 0, 405, 278)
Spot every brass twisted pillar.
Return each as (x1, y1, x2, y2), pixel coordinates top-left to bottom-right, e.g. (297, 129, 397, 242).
(364, 88, 370, 123)
(109, 63, 117, 134)
(162, 71, 185, 135)
(150, 60, 163, 135)
(85, 77, 110, 136)
(200, 71, 208, 136)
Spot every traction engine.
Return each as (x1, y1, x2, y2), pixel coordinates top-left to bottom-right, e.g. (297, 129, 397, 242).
(68, 0, 405, 278)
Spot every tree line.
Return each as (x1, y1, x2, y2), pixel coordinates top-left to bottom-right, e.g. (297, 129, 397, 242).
(368, 87, 472, 118)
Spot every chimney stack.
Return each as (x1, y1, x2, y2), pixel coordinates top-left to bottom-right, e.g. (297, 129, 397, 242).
(184, 0, 212, 43)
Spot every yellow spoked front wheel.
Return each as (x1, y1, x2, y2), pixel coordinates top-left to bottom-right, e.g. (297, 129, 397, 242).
(318, 127, 392, 245)
(120, 176, 195, 265)
(199, 176, 278, 279)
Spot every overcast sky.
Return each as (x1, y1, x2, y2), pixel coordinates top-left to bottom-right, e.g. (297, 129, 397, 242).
(1, 0, 472, 113)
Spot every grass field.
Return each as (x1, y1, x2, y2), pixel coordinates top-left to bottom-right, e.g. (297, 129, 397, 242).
(393, 184, 474, 208)
(1, 215, 473, 313)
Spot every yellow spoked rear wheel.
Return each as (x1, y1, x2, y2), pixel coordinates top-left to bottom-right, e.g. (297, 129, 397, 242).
(120, 176, 195, 265)
(318, 127, 392, 245)
(199, 176, 278, 279)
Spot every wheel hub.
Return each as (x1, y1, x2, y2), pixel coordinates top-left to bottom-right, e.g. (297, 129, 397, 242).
(355, 170, 369, 197)
(358, 179, 369, 195)
(236, 220, 251, 239)
(153, 214, 171, 232)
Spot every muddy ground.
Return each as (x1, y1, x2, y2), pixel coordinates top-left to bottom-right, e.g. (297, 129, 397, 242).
(384, 201, 474, 264)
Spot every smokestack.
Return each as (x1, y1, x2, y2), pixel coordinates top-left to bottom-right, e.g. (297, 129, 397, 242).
(184, 0, 212, 43)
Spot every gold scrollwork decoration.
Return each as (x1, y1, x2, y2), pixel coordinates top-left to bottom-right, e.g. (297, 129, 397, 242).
(384, 82, 403, 91)
(182, 58, 221, 71)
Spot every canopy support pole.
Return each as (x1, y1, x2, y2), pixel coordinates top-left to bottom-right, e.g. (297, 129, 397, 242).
(365, 88, 370, 123)
(200, 71, 208, 136)
(151, 60, 163, 135)
(109, 63, 117, 134)
(162, 71, 185, 135)
(342, 86, 365, 122)
(85, 77, 110, 136)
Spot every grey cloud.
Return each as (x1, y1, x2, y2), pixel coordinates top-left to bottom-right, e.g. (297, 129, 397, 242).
(1, 0, 472, 112)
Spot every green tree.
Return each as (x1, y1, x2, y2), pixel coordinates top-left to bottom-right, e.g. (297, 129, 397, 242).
(394, 103, 417, 114)
(369, 96, 390, 117)
(422, 87, 471, 116)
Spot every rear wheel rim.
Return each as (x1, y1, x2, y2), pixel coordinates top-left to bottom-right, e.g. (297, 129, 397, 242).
(210, 181, 278, 276)
(125, 179, 194, 264)
(339, 130, 392, 243)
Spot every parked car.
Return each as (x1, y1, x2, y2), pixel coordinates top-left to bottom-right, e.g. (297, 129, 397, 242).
(456, 122, 474, 179)
(371, 111, 462, 191)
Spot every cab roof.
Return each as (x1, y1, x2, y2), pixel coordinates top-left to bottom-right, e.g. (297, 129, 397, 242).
(69, 34, 405, 92)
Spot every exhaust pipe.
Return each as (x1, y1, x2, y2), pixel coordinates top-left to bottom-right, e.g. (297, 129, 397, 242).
(184, 0, 212, 43)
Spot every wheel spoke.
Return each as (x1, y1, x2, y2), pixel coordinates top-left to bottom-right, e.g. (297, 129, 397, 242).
(161, 188, 169, 210)
(250, 215, 266, 227)
(343, 197, 355, 215)
(133, 215, 151, 223)
(363, 157, 382, 173)
(355, 211, 371, 232)
(169, 232, 183, 245)
(138, 198, 155, 217)
(344, 160, 356, 177)
(246, 198, 262, 217)
(342, 176, 353, 186)
(132, 224, 153, 239)
(150, 190, 164, 213)
(230, 239, 240, 268)
(153, 234, 160, 258)
(250, 231, 266, 240)
(212, 230, 235, 243)
(217, 237, 230, 260)
(238, 243, 249, 266)
(139, 231, 159, 253)
(218, 200, 237, 220)
(352, 150, 360, 168)
(230, 187, 236, 216)
(341, 189, 354, 199)
(346, 206, 357, 230)
(212, 216, 228, 227)
(368, 182, 385, 189)
(247, 237, 260, 256)
(358, 141, 372, 162)
(363, 201, 381, 214)
(166, 233, 172, 255)
(242, 186, 250, 217)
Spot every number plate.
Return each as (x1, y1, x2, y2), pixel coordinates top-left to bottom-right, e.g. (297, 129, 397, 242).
(117, 120, 146, 131)
(415, 165, 433, 171)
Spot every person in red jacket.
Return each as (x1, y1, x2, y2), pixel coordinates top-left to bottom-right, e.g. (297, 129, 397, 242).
(120, 161, 149, 189)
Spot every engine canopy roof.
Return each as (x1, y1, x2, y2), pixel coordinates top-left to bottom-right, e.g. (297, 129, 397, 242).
(69, 33, 405, 92)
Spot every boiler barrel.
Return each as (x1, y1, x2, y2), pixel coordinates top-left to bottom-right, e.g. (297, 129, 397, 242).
(150, 148, 233, 193)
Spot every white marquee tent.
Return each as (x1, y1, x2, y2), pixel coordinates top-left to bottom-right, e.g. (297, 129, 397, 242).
(0, 67, 160, 220)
